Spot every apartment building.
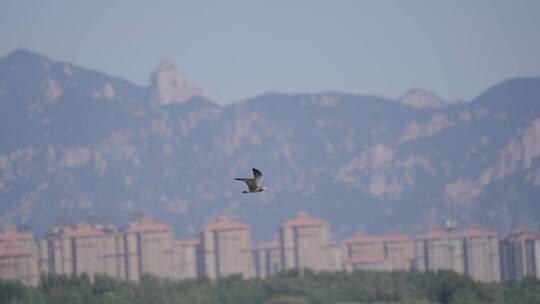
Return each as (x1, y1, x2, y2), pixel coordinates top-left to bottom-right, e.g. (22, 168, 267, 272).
(37, 221, 124, 279)
(1, 214, 531, 286)
(171, 238, 200, 280)
(341, 231, 414, 272)
(253, 234, 281, 278)
(279, 211, 336, 272)
(500, 229, 540, 281)
(454, 224, 500, 282)
(35, 217, 178, 282)
(122, 217, 174, 281)
(0, 225, 39, 286)
(200, 216, 253, 279)
(415, 224, 500, 282)
(415, 224, 466, 275)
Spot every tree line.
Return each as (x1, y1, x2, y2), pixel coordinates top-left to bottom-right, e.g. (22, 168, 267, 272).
(1, 269, 539, 304)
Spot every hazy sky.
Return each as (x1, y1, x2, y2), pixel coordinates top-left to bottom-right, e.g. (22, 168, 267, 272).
(1, 0, 539, 103)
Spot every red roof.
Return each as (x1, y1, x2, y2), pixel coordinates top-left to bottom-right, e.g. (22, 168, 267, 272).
(503, 228, 540, 241)
(124, 217, 172, 233)
(203, 216, 250, 231)
(282, 211, 327, 228)
(62, 222, 110, 238)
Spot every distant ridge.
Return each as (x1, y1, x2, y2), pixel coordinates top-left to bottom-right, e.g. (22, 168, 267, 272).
(472, 77, 540, 106)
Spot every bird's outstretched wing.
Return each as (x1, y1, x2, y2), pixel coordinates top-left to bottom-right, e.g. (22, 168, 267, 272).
(235, 178, 257, 191)
(252, 168, 262, 186)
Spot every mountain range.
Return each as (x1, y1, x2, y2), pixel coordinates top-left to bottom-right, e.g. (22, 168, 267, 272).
(1, 48, 540, 241)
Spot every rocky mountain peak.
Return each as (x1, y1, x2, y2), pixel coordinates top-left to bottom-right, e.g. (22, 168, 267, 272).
(150, 56, 204, 106)
(398, 88, 445, 108)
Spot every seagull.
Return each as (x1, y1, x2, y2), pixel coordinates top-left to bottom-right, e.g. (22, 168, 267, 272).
(235, 168, 268, 193)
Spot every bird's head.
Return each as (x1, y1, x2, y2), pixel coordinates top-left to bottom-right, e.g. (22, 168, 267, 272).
(261, 186, 268, 191)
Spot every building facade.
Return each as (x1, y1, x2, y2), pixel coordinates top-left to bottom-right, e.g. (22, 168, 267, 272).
(253, 234, 281, 278)
(200, 216, 253, 279)
(37, 221, 124, 279)
(171, 238, 200, 280)
(0, 225, 39, 286)
(123, 217, 174, 281)
(4, 214, 539, 286)
(279, 211, 336, 272)
(500, 229, 540, 281)
(415, 224, 500, 282)
(341, 231, 414, 272)
(454, 224, 500, 282)
(36, 217, 174, 282)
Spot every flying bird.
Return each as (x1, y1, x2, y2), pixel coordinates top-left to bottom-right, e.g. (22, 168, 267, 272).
(235, 168, 268, 193)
